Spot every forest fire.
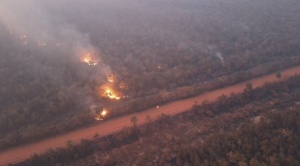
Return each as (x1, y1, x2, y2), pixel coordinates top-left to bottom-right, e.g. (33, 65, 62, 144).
(82, 53, 98, 66)
(104, 87, 121, 100)
(80, 52, 121, 100)
(101, 109, 108, 116)
(95, 108, 109, 121)
(98, 85, 121, 100)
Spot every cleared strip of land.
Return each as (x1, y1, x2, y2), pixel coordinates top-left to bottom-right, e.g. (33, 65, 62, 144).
(1, 66, 300, 165)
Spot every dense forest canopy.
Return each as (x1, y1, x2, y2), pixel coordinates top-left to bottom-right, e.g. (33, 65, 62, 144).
(17, 74, 300, 166)
(0, 0, 300, 150)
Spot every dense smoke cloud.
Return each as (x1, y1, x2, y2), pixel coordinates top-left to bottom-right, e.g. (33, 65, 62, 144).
(0, 0, 113, 109)
(0, 0, 112, 76)
(0, 0, 93, 57)
(1, 0, 298, 107)
(0, 0, 208, 55)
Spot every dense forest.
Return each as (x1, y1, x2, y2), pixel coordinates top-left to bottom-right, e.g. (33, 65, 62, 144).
(1, 0, 300, 151)
(16, 73, 300, 166)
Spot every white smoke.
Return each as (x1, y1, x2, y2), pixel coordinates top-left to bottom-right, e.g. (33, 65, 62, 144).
(0, 0, 97, 60)
(0, 0, 112, 110)
(207, 45, 225, 66)
(216, 51, 224, 65)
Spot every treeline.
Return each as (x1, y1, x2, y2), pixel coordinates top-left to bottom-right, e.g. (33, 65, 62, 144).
(15, 75, 300, 166)
(172, 110, 300, 166)
(1, 0, 300, 151)
(0, 57, 297, 151)
(110, 57, 300, 116)
(93, 0, 300, 97)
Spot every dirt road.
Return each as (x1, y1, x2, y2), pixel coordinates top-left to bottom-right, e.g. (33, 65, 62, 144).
(1, 66, 300, 165)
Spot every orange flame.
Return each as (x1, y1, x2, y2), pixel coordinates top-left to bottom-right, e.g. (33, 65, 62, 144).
(82, 53, 98, 66)
(104, 88, 121, 100)
(95, 108, 109, 121)
(101, 109, 108, 116)
(95, 117, 101, 121)
(98, 85, 121, 100)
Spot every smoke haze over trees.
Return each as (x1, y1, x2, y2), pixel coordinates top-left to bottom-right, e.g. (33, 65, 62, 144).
(0, 0, 300, 151)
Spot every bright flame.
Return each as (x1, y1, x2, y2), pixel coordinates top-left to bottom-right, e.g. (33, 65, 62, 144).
(105, 88, 121, 100)
(101, 109, 108, 116)
(95, 117, 102, 121)
(82, 54, 98, 66)
(98, 85, 121, 100)
(84, 57, 91, 63)
(95, 108, 109, 121)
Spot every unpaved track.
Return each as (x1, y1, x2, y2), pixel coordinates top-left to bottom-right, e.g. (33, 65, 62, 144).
(1, 66, 300, 165)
